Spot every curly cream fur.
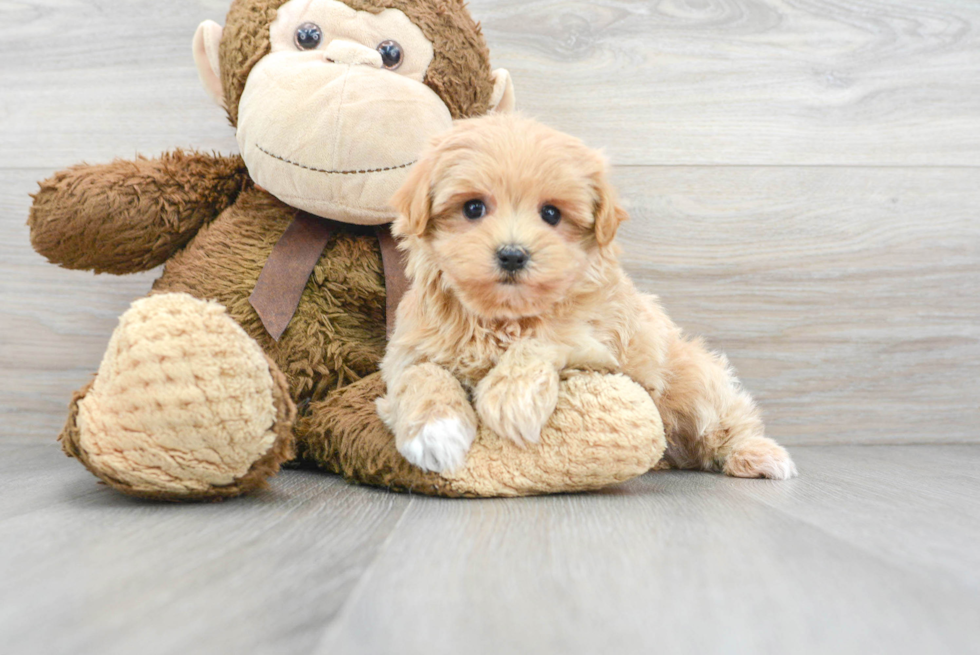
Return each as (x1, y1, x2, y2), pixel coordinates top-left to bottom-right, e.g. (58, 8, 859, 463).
(381, 115, 797, 479)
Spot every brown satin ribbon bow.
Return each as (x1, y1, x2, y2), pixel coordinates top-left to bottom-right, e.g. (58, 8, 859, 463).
(249, 214, 408, 342)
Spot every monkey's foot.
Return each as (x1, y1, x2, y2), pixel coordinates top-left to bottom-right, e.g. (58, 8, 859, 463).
(60, 293, 295, 501)
(299, 371, 666, 497)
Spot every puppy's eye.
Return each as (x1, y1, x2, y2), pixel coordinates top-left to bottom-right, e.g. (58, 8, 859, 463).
(463, 199, 487, 220)
(377, 40, 403, 70)
(540, 204, 562, 226)
(295, 23, 323, 50)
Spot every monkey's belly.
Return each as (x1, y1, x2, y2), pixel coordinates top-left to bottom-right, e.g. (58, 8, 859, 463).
(153, 188, 388, 402)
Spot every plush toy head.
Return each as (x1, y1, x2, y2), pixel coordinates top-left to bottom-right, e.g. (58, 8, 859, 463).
(192, 0, 516, 225)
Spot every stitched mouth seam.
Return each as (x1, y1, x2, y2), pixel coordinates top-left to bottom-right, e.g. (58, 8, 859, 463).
(256, 145, 416, 175)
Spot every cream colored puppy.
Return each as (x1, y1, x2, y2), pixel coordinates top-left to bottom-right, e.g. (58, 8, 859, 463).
(377, 114, 796, 480)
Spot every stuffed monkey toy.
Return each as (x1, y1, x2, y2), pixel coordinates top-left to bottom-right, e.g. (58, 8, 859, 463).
(28, 0, 666, 501)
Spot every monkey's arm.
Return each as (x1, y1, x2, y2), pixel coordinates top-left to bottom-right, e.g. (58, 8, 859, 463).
(29, 150, 249, 274)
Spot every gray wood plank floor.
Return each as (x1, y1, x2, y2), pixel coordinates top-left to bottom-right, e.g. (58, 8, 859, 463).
(2, 443, 977, 655)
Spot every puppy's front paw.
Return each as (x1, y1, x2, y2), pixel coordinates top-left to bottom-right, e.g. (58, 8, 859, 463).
(397, 418, 476, 474)
(475, 363, 559, 445)
(723, 437, 798, 480)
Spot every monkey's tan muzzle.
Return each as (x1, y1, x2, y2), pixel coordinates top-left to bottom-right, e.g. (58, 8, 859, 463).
(237, 53, 453, 225)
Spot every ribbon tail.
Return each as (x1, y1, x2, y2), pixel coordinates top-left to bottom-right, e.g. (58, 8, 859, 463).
(376, 224, 410, 340)
(250, 214, 335, 341)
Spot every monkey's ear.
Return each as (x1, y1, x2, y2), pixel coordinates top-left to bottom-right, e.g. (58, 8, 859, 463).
(593, 167, 629, 247)
(193, 20, 225, 107)
(390, 156, 437, 238)
(489, 69, 516, 114)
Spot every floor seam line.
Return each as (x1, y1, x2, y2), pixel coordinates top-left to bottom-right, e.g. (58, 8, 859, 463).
(735, 483, 980, 594)
(308, 493, 416, 653)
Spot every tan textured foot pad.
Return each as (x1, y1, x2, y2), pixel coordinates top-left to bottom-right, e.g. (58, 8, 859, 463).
(446, 372, 665, 496)
(62, 293, 295, 501)
(298, 371, 664, 497)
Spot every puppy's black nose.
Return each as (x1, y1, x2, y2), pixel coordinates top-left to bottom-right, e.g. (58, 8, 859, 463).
(497, 245, 530, 273)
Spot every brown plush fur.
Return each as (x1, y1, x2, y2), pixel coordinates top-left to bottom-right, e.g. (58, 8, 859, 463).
(152, 187, 389, 403)
(296, 373, 460, 495)
(29, 152, 248, 274)
(221, 0, 495, 125)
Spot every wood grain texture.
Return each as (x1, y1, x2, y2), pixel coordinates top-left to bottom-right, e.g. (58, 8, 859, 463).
(2, 3, 978, 654)
(0, 1, 239, 168)
(3, 443, 978, 655)
(1, 0, 978, 446)
(4, 165, 976, 445)
(613, 165, 980, 445)
(2, 0, 979, 167)
(471, 0, 980, 166)
(316, 445, 980, 655)
(0, 170, 158, 441)
(0, 443, 412, 655)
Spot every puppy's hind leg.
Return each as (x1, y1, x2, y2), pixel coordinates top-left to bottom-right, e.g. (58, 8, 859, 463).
(377, 363, 477, 474)
(657, 337, 797, 480)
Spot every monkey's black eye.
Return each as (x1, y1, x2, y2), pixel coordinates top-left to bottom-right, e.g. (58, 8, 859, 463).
(463, 199, 487, 220)
(377, 40, 403, 70)
(295, 23, 323, 50)
(541, 205, 562, 226)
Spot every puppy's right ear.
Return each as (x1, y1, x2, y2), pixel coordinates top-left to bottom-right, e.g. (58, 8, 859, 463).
(391, 155, 437, 238)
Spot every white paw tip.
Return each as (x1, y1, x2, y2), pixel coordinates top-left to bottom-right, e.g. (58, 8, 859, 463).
(726, 445, 799, 480)
(763, 455, 798, 480)
(398, 418, 475, 474)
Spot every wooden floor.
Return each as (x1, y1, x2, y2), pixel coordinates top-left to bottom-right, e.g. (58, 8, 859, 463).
(1, 1, 978, 653)
(1, 443, 977, 655)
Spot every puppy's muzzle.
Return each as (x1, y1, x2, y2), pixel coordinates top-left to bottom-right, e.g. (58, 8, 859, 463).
(496, 245, 530, 274)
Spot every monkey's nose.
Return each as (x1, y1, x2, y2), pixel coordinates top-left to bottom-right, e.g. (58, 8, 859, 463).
(322, 40, 383, 68)
(496, 245, 530, 273)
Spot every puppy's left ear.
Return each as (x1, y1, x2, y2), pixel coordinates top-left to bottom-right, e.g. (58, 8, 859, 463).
(592, 167, 629, 247)
(391, 155, 437, 238)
